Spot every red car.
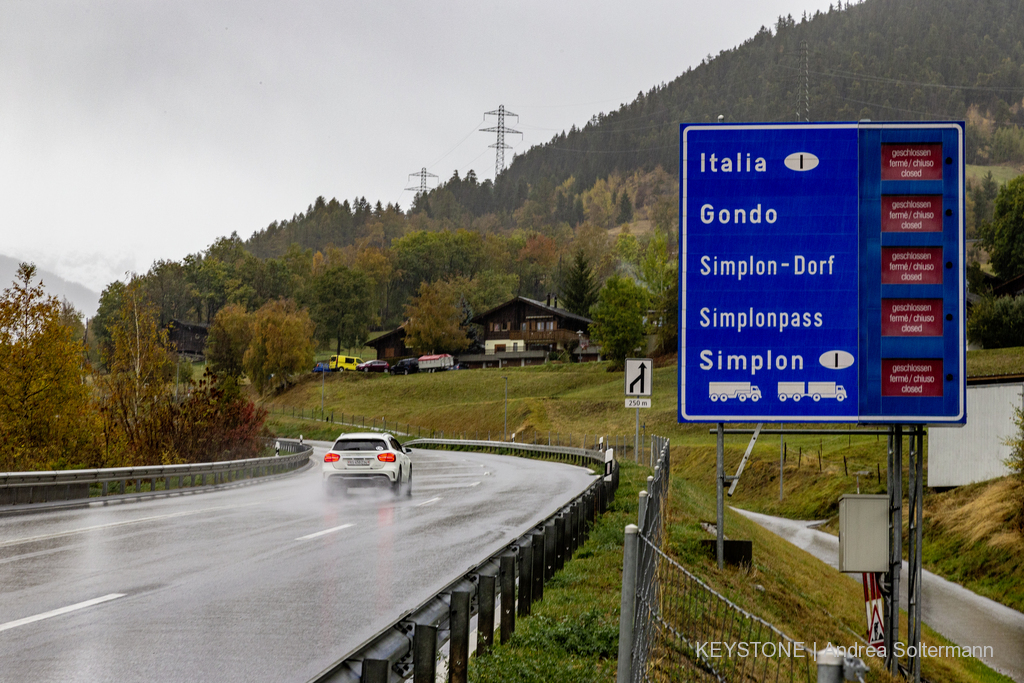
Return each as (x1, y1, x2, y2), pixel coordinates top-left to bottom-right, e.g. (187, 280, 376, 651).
(357, 359, 390, 373)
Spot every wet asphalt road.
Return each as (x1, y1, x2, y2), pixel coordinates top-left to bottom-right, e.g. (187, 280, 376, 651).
(0, 445, 597, 683)
(733, 507, 1024, 682)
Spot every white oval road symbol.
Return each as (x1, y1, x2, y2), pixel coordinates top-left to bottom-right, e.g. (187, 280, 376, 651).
(819, 350, 855, 369)
(784, 152, 819, 171)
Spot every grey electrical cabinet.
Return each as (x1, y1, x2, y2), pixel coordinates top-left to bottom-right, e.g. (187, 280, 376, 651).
(838, 494, 889, 573)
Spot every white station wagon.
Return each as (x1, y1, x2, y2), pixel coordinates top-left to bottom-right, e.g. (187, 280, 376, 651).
(322, 432, 412, 497)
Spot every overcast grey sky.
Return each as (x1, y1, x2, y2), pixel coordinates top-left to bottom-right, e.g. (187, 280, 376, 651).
(0, 0, 837, 294)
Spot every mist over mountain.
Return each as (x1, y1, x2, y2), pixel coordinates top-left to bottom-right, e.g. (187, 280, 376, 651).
(0, 254, 101, 318)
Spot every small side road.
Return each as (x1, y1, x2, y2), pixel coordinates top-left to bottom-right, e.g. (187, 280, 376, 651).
(733, 507, 1024, 683)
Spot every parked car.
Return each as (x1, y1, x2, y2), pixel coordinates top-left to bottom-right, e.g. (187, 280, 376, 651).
(452, 362, 471, 370)
(321, 432, 412, 497)
(390, 358, 419, 375)
(312, 361, 331, 373)
(330, 355, 364, 372)
(357, 359, 390, 373)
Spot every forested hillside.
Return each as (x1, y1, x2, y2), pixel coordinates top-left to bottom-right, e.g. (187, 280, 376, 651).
(245, 0, 1024, 262)
(503, 0, 1024, 192)
(81, 0, 1024, 361)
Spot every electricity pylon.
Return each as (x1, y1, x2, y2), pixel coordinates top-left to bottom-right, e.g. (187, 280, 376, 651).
(481, 105, 522, 179)
(406, 167, 438, 194)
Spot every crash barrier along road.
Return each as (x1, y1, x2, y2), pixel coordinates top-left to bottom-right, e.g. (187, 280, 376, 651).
(0, 439, 312, 507)
(271, 402, 664, 466)
(306, 435, 621, 683)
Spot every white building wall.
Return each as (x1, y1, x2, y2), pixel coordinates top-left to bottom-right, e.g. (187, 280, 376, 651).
(928, 383, 1022, 487)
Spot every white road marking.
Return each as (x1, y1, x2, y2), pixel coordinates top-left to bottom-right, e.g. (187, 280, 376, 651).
(0, 594, 126, 633)
(295, 523, 354, 541)
(416, 497, 441, 507)
(0, 501, 268, 549)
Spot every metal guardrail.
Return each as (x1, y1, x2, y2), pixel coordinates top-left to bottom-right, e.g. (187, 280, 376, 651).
(403, 437, 606, 466)
(0, 439, 313, 506)
(270, 403, 654, 463)
(307, 438, 622, 683)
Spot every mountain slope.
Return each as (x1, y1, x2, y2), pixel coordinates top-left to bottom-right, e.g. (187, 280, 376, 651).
(0, 254, 101, 317)
(500, 0, 1024, 193)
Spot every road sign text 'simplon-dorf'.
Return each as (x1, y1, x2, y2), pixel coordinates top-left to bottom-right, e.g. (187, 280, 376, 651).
(679, 122, 965, 424)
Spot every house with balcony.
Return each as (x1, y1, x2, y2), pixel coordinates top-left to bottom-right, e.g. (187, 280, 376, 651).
(459, 296, 599, 368)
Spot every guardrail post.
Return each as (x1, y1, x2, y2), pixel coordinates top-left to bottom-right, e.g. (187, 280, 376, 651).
(617, 525, 639, 683)
(518, 543, 532, 616)
(500, 554, 516, 643)
(531, 533, 544, 603)
(477, 574, 495, 656)
(449, 591, 470, 683)
(571, 503, 580, 554)
(565, 508, 575, 560)
(360, 659, 389, 683)
(598, 479, 607, 513)
(544, 522, 556, 581)
(413, 624, 437, 683)
(557, 515, 568, 571)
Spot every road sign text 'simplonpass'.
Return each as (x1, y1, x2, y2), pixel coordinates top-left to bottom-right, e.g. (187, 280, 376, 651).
(679, 122, 965, 424)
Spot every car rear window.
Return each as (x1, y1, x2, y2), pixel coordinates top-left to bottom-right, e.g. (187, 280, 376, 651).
(332, 439, 387, 451)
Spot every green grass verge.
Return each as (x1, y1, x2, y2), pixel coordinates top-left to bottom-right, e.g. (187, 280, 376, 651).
(966, 345, 1024, 377)
(469, 460, 648, 683)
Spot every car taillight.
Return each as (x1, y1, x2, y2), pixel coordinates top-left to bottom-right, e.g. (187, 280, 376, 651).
(377, 452, 396, 462)
(324, 453, 340, 462)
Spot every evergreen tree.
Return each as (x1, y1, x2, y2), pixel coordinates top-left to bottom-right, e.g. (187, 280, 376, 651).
(589, 275, 649, 369)
(561, 249, 599, 318)
(617, 191, 633, 224)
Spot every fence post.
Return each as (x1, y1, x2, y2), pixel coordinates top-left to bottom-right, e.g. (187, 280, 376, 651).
(638, 490, 649, 533)
(500, 554, 516, 643)
(617, 524, 639, 683)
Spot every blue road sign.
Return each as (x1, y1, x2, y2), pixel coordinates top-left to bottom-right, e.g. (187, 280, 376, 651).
(679, 122, 965, 424)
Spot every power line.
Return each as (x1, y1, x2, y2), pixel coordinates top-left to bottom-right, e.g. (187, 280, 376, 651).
(480, 105, 523, 179)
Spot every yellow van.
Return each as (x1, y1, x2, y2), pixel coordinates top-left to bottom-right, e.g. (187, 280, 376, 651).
(329, 355, 364, 372)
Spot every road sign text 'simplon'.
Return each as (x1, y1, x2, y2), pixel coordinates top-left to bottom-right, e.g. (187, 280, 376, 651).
(678, 122, 966, 425)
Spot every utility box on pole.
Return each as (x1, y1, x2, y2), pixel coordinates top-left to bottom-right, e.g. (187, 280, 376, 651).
(838, 494, 889, 572)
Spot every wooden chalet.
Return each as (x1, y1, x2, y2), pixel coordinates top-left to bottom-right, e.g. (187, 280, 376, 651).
(459, 296, 599, 368)
(166, 319, 208, 358)
(367, 325, 412, 360)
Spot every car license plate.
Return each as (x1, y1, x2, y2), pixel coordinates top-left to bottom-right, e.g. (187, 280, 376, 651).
(347, 458, 370, 466)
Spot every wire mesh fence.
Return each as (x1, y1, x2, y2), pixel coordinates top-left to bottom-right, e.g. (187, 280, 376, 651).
(628, 438, 814, 683)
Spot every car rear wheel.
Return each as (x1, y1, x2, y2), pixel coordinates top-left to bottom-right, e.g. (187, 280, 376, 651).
(392, 470, 402, 496)
(405, 465, 413, 497)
